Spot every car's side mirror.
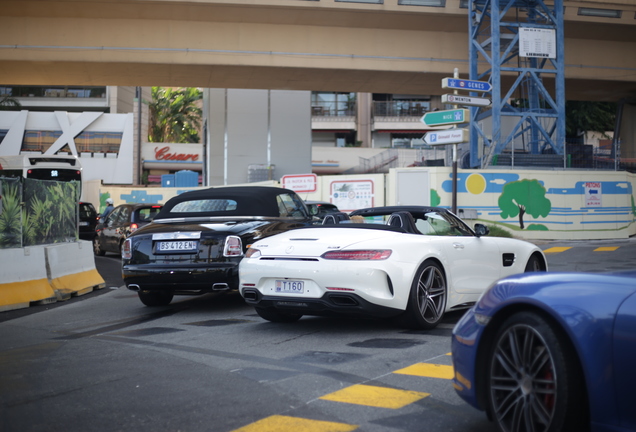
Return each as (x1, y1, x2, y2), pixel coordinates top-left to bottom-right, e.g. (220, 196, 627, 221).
(474, 223, 490, 237)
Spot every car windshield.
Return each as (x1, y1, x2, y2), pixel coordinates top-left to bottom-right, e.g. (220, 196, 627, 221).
(136, 206, 163, 221)
(79, 203, 95, 218)
(416, 211, 473, 236)
(353, 210, 474, 236)
(277, 194, 307, 217)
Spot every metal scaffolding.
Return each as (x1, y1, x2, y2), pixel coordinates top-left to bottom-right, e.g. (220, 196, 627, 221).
(468, 0, 565, 168)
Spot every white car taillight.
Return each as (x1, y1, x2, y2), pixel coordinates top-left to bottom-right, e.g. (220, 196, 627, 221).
(321, 250, 392, 260)
(223, 236, 243, 257)
(245, 247, 261, 258)
(122, 238, 132, 259)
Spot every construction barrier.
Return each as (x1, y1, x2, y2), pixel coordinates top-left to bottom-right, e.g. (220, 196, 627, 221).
(0, 241, 106, 312)
(45, 241, 105, 299)
(0, 246, 56, 312)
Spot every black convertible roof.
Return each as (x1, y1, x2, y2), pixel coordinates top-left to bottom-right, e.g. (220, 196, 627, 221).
(154, 186, 302, 219)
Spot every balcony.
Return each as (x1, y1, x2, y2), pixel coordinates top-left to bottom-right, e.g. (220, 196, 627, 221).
(311, 103, 356, 131)
(372, 100, 431, 132)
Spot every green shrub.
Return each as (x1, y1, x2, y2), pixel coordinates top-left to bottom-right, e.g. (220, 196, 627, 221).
(486, 225, 513, 238)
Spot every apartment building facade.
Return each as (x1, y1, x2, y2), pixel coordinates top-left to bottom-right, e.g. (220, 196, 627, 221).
(0, 85, 448, 186)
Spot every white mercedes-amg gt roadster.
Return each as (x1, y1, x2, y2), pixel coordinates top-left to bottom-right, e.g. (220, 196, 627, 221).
(239, 206, 547, 329)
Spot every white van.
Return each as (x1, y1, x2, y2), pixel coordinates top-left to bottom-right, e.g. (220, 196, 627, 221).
(0, 154, 82, 182)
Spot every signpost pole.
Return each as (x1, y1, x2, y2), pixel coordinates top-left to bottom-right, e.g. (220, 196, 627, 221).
(451, 68, 459, 215)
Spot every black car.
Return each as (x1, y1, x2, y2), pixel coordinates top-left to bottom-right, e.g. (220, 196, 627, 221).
(78, 201, 98, 241)
(122, 186, 315, 306)
(93, 203, 163, 256)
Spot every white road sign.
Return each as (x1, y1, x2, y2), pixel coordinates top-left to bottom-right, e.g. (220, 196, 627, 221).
(442, 94, 491, 107)
(423, 129, 469, 146)
(281, 174, 317, 193)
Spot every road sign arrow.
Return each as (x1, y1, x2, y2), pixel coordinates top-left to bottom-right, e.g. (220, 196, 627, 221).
(421, 109, 470, 127)
(423, 129, 469, 145)
(442, 94, 491, 107)
(442, 78, 492, 93)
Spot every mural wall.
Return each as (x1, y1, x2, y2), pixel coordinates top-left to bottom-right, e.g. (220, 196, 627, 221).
(95, 168, 636, 241)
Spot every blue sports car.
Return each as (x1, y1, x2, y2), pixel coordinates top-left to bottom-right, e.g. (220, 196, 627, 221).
(452, 271, 636, 432)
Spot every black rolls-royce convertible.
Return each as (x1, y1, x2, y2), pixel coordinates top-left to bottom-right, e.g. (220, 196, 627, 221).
(122, 186, 315, 306)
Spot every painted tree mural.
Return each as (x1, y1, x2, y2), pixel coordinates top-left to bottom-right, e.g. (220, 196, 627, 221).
(430, 189, 441, 207)
(498, 179, 551, 229)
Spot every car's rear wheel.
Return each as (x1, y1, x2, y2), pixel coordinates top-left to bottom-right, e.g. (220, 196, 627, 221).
(400, 260, 447, 330)
(138, 291, 174, 307)
(93, 236, 105, 256)
(525, 254, 544, 272)
(487, 312, 585, 432)
(255, 307, 302, 323)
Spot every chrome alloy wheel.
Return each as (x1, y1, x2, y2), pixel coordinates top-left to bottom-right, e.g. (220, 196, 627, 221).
(415, 264, 446, 324)
(490, 323, 557, 432)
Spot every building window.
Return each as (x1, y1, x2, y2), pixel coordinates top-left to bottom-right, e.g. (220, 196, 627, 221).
(578, 8, 621, 18)
(311, 92, 356, 117)
(398, 0, 445, 6)
(372, 94, 430, 117)
(336, 0, 382, 3)
(0, 86, 107, 98)
(22, 130, 122, 153)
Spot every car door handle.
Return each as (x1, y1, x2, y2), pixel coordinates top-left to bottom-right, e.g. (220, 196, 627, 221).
(453, 243, 464, 249)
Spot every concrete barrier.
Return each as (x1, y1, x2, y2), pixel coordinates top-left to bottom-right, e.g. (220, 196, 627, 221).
(0, 246, 57, 312)
(45, 241, 106, 298)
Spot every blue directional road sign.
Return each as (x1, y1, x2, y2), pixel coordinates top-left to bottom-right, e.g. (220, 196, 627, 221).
(421, 109, 469, 127)
(442, 78, 492, 93)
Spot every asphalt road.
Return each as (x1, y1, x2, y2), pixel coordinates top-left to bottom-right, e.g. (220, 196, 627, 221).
(1, 238, 635, 432)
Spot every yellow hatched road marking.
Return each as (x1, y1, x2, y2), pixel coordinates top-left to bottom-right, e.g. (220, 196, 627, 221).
(594, 246, 620, 252)
(231, 415, 358, 432)
(393, 363, 455, 380)
(319, 384, 430, 409)
(543, 247, 572, 254)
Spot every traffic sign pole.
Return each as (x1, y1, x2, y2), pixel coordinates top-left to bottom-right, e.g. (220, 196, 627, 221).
(450, 69, 460, 214)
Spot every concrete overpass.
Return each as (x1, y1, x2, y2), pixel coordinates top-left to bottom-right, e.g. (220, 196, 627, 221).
(1, 0, 636, 102)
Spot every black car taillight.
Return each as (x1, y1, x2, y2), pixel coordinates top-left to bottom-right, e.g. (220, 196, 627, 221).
(223, 236, 243, 257)
(122, 238, 132, 259)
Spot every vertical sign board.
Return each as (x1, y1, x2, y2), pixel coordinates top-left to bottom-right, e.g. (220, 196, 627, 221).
(585, 182, 602, 207)
(519, 27, 556, 59)
(281, 174, 317, 193)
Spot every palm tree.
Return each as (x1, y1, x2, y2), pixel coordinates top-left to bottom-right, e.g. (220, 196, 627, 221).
(0, 95, 21, 111)
(147, 87, 202, 143)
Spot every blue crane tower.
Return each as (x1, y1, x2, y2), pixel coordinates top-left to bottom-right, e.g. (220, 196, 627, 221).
(467, 0, 565, 168)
